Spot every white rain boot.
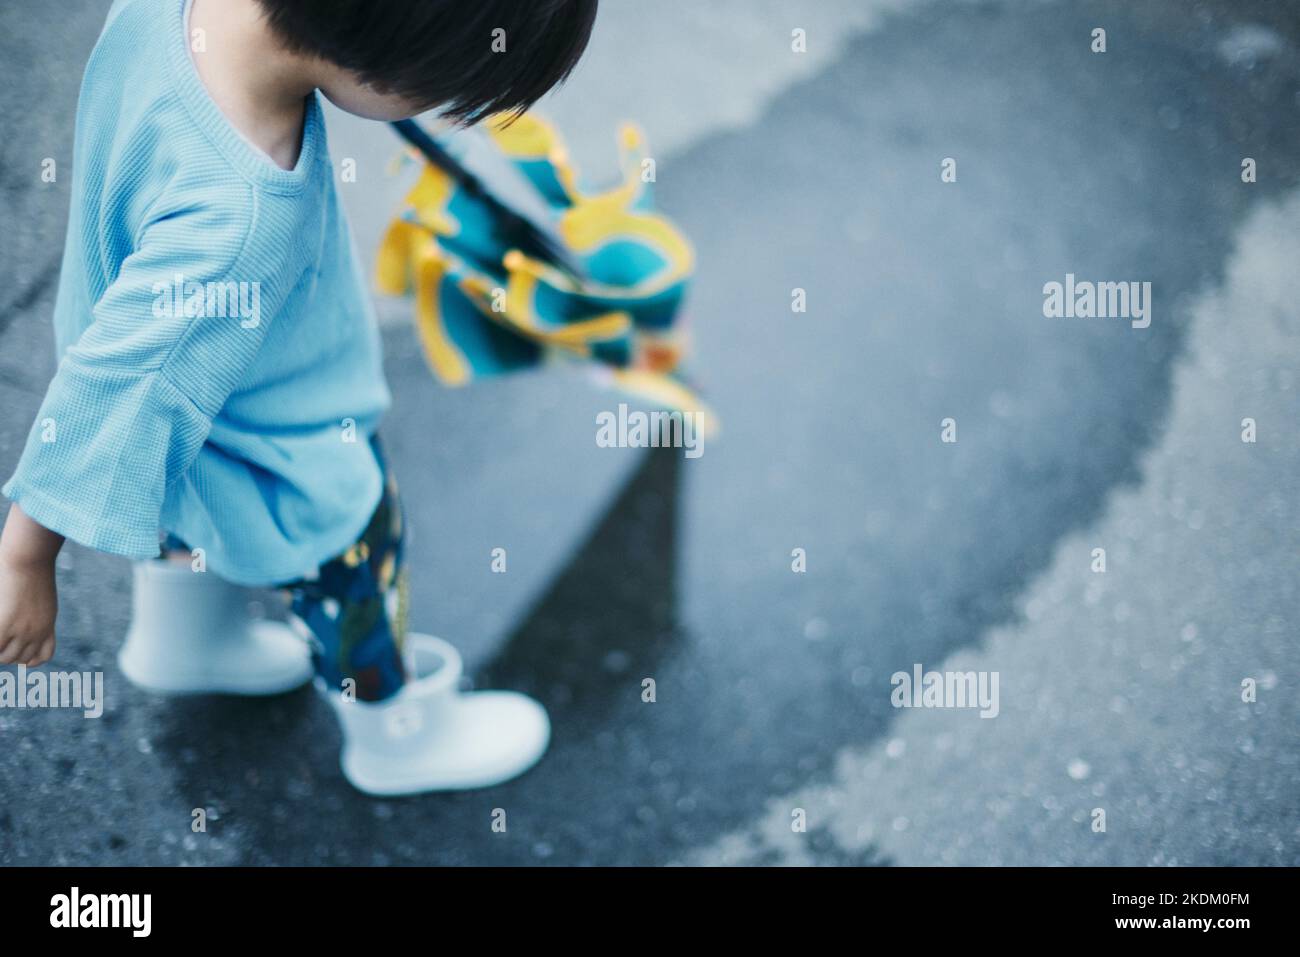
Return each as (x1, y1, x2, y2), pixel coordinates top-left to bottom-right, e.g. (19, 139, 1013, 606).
(118, 560, 314, 695)
(321, 633, 550, 795)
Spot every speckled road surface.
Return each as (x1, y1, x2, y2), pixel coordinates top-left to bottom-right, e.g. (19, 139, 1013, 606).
(1, 0, 1297, 865)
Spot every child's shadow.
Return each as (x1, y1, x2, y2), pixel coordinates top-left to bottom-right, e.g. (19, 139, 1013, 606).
(152, 446, 686, 863)
(475, 444, 685, 729)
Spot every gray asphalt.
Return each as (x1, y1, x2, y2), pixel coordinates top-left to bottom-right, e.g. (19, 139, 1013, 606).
(1, 0, 1298, 865)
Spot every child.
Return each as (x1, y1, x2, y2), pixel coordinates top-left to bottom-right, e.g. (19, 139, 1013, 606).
(0, 0, 597, 795)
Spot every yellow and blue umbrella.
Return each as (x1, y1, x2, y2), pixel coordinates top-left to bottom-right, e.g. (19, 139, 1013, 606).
(377, 113, 716, 436)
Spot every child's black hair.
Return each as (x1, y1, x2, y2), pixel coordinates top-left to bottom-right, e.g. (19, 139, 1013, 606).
(256, 0, 598, 123)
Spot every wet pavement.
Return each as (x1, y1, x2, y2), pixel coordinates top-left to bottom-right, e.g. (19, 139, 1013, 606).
(1, 0, 1298, 865)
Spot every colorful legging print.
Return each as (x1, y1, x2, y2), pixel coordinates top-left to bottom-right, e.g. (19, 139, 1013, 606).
(284, 465, 409, 703)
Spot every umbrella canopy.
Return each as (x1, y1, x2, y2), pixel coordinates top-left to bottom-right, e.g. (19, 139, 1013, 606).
(377, 113, 716, 437)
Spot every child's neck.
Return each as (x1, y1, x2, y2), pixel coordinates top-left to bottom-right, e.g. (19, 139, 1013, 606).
(189, 0, 320, 171)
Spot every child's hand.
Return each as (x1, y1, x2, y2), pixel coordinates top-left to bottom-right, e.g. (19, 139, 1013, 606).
(0, 504, 64, 666)
(0, 554, 58, 666)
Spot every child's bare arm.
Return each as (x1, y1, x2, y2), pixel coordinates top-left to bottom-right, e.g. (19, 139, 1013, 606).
(0, 504, 63, 666)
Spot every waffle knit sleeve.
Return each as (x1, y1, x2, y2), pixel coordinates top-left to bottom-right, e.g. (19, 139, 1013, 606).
(2, 193, 276, 559)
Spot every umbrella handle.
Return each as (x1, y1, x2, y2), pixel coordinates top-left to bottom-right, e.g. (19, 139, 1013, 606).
(391, 119, 484, 197)
(390, 119, 587, 282)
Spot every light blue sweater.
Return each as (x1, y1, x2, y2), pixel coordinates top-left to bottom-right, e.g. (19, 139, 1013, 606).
(3, 0, 391, 586)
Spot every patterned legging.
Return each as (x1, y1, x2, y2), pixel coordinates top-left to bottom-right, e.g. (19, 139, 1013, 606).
(284, 462, 410, 702)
